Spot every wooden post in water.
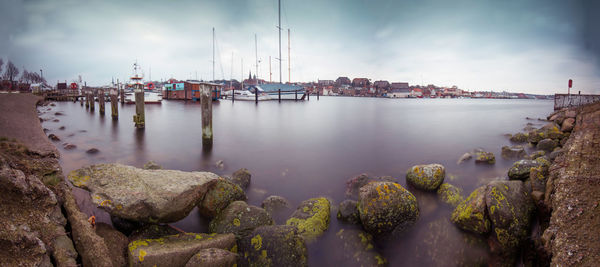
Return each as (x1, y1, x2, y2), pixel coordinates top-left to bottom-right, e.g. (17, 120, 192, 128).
(307, 90, 310, 100)
(110, 88, 118, 120)
(85, 90, 90, 109)
(295, 90, 298, 101)
(317, 88, 319, 100)
(89, 89, 95, 112)
(200, 83, 213, 148)
(278, 89, 281, 102)
(120, 89, 125, 104)
(232, 87, 235, 102)
(133, 84, 145, 128)
(255, 87, 258, 104)
(98, 89, 105, 115)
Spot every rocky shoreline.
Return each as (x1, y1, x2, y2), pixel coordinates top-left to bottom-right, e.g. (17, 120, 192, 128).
(1, 93, 598, 266)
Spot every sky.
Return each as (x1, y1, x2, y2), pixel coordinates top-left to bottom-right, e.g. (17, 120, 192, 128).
(1, 0, 599, 94)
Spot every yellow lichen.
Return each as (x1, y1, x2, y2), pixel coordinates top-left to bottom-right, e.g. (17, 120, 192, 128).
(233, 218, 241, 227)
(138, 249, 146, 262)
(128, 240, 149, 252)
(251, 234, 263, 250)
(285, 197, 330, 242)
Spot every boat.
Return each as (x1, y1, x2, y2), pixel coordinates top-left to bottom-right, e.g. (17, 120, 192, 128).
(125, 61, 162, 104)
(247, 84, 306, 100)
(223, 88, 271, 101)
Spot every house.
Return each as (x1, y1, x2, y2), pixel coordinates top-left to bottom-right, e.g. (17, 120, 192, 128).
(388, 82, 410, 98)
(318, 80, 335, 86)
(411, 88, 423, 98)
(373, 80, 390, 90)
(163, 82, 185, 99)
(336, 77, 351, 86)
(352, 78, 370, 88)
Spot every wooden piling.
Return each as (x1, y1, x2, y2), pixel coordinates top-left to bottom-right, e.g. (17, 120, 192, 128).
(232, 88, 235, 102)
(255, 88, 258, 104)
(85, 90, 90, 109)
(317, 89, 319, 100)
(295, 90, 298, 101)
(133, 85, 145, 128)
(200, 83, 213, 148)
(120, 89, 125, 104)
(110, 88, 118, 120)
(278, 89, 281, 102)
(307, 90, 310, 100)
(89, 90, 95, 112)
(98, 89, 105, 115)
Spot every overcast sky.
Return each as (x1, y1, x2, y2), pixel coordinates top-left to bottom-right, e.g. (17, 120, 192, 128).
(1, 0, 599, 94)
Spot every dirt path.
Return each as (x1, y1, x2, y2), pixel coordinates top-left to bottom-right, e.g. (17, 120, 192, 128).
(545, 102, 600, 266)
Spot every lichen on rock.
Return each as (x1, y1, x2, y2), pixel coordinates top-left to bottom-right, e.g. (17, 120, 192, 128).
(437, 183, 463, 207)
(451, 186, 490, 235)
(406, 163, 445, 191)
(286, 197, 331, 242)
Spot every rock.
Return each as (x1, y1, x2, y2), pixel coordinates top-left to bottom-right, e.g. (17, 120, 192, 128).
(345, 173, 396, 199)
(198, 178, 247, 218)
(48, 134, 60, 141)
(143, 161, 162, 170)
(336, 199, 360, 224)
(509, 132, 528, 143)
(96, 222, 129, 267)
(185, 248, 238, 267)
(86, 148, 99, 154)
(524, 150, 546, 160)
(286, 197, 331, 242)
(68, 163, 220, 223)
(128, 224, 181, 241)
(561, 117, 575, 132)
(451, 186, 490, 235)
(413, 218, 489, 267)
(539, 122, 564, 140)
(215, 160, 225, 170)
(564, 109, 577, 118)
(63, 143, 77, 150)
(536, 138, 558, 152)
(405, 163, 445, 191)
(112, 216, 145, 236)
(335, 228, 386, 266)
(58, 126, 65, 130)
(261, 195, 293, 225)
(548, 111, 566, 124)
(508, 160, 542, 180)
(548, 149, 564, 161)
(230, 168, 251, 189)
(54, 112, 64, 116)
(209, 201, 273, 238)
(475, 151, 495, 164)
(529, 164, 549, 193)
(485, 180, 534, 260)
(52, 119, 59, 122)
(531, 190, 544, 203)
(238, 225, 307, 267)
(527, 129, 544, 144)
(501, 145, 526, 159)
(456, 152, 472, 164)
(127, 233, 236, 267)
(436, 183, 463, 207)
(358, 182, 419, 238)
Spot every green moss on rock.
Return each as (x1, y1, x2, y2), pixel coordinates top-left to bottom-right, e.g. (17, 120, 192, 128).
(209, 201, 273, 238)
(437, 183, 463, 207)
(475, 151, 495, 164)
(450, 186, 491, 235)
(406, 163, 445, 191)
(238, 225, 307, 267)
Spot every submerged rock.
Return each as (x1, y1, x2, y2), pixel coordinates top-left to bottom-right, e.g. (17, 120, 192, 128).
(337, 199, 360, 224)
(230, 168, 251, 189)
(456, 152, 472, 165)
(198, 178, 247, 218)
(85, 148, 99, 154)
(209, 201, 273, 238)
(501, 145, 526, 159)
(143, 161, 162, 170)
(261, 195, 293, 225)
(335, 228, 386, 266)
(406, 163, 445, 191)
(358, 181, 419, 238)
(524, 150, 546, 160)
(238, 225, 307, 267)
(48, 134, 60, 141)
(63, 143, 77, 150)
(127, 233, 236, 267)
(436, 183, 463, 207)
(345, 173, 396, 199)
(509, 132, 528, 143)
(68, 163, 219, 223)
(286, 197, 331, 242)
(451, 186, 490, 235)
(475, 151, 495, 164)
(184, 248, 238, 267)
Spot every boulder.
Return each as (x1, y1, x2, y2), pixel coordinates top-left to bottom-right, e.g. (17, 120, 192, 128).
(548, 111, 566, 124)
(508, 160, 542, 180)
(48, 134, 60, 141)
(336, 199, 360, 224)
(564, 109, 577, 118)
(527, 129, 544, 144)
(58, 126, 65, 130)
(524, 150, 546, 160)
(68, 163, 220, 223)
(539, 122, 564, 140)
(261, 195, 292, 225)
(345, 173, 396, 199)
(143, 161, 162, 170)
(561, 118, 575, 132)
(501, 145, 525, 159)
(436, 183, 463, 207)
(335, 228, 386, 266)
(456, 152, 472, 165)
(184, 248, 238, 267)
(238, 225, 307, 267)
(96, 222, 129, 267)
(286, 197, 331, 242)
(509, 132, 528, 143)
(128, 233, 235, 267)
(451, 186, 490, 235)
(536, 138, 558, 152)
(405, 164, 445, 191)
(548, 149, 564, 161)
(209, 201, 273, 238)
(63, 143, 77, 150)
(230, 168, 251, 189)
(128, 224, 181, 241)
(529, 164, 549, 193)
(485, 181, 534, 260)
(86, 148, 100, 154)
(475, 151, 495, 164)
(358, 182, 419, 238)
(198, 178, 247, 218)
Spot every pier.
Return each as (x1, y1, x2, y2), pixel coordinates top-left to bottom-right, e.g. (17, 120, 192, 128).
(554, 94, 600, 110)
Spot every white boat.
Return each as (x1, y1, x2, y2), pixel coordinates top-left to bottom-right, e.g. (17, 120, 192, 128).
(224, 89, 270, 101)
(124, 90, 162, 104)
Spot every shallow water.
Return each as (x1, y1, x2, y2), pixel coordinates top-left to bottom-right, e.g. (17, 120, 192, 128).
(40, 97, 553, 265)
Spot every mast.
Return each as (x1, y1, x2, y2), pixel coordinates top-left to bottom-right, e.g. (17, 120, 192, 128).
(241, 58, 244, 90)
(230, 52, 233, 90)
(212, 27, 215, 82)
(278, 0, 282, 84)
(269, 56, 272, 83)
(288, 28, 290, 84)
(255, 34, 258, 84)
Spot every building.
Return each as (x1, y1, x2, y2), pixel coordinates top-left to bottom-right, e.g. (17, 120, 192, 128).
(336, 77, 351, 86)
(163, 82, 185, 99)
(373, 80, 390, 90)
(388, 82, 410, 98)
(318, 80, 335, 86)
(352, 78, 370, 88)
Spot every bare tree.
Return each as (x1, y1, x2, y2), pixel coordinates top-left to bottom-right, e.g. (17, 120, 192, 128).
(0, 58, 3, 75)
(3, 61, 20, 85)
(20, 69, 30, 83)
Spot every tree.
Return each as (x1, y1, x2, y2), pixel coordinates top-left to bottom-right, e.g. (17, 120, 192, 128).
(20, 69, 30, 83)
(3, 61, 20, 85)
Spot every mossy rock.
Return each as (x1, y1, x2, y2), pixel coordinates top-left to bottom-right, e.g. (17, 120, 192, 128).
(358, 181, 419, 238)
(509, 132, 528, 143)
(238, 225, 307, 267)
(436, 183, 463, 207)
(142, 161, 162, 170)
(286, 197, 331, 242)
(406, 164, 445, 191)
(184, 248, 238, 267)
(335, 228, 387, 266)
(485, 181, 534, 257)
(261, 195, 293, 225)
(527, 129, 544, 144)
(501, 145, 525, 159)
(507, 160, 542, 180)
(337, 199, 360, 224)
(198, 178, 247, 218)
(539, 122, 564, 140)
(524, 150, 546, 160)
(536, 138, 558, 152)
(529, 165, 549, 193)
(451, 186, 490, 235)
(209, 201, 274, 239)
(345, 173, 397, 199)
(230, 168, 251, 189)
(475, 151, 495, 164)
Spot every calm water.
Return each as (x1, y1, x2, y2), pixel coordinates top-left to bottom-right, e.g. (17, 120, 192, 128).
(40, 97, 553, 266)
